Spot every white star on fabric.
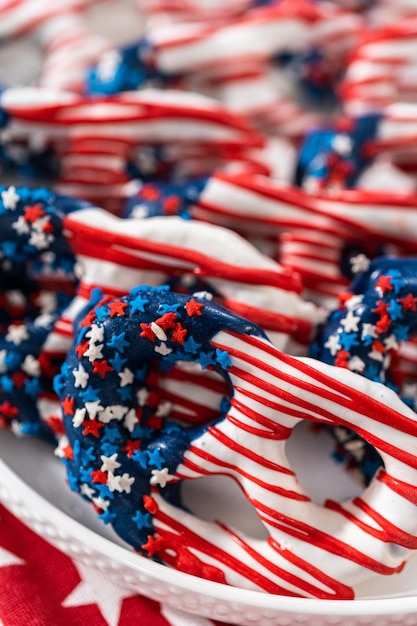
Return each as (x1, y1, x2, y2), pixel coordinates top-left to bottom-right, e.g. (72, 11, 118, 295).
(100, 453, 121, 473)
(150, 467, 174, 488)
(118, 368, 134, 387)
(1, 186, 19, 210)
(0, 546, 24, 568)
(73, 364, 89, 388)
(62, 559, 137, 626)
(340, 311, 360, 333)
(6, 324, 29, 345)
(37, 291, 57, 313)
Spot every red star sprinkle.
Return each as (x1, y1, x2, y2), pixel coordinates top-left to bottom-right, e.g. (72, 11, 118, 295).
(338, 291, 353, 307)
(171, 322, 187, 345)
(372, 299, 390, 316)
(155, 312, 177, 330)
(62, 396, 74, 416)
(123, 439, 141, 458)
(335, 349, 350, 368)
(143, 495, 158, 514)
(11, 371, 27, 388)
(80, 309, 97, 328)
(108, 300, 128, 317)
(146, 390, 160, 408)
(140, 323, 156, 341)
(0, 401, 18, 419)
(61, 443, 74, 460)
(185, 298, 204, 316)
(92, 360, 113, 377)
(162, 195, 181, 215)
(399, 292, 417, 312)
(91, 470, 108, 484)
(140, 185, 160, 201)
(376, 314, 391, 334)
(82, 419, 104, 438)
(372, 340, 386, 354)
(375, 274, 393, 294)
(141, 535, 164, 557)
(75, 340, 89, 359)
(23, 203, 46, 223)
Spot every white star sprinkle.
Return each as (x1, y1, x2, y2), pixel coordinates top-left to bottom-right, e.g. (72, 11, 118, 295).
(73, 408, 87, 428)
(332, 134, 353, 156)
(340, 310, 360, 333)
(86, 324, 104, 344)
(73, 364, 89, 388)
(361, 323, 377, 340)
(100, 453, 121, 473)
(150, 467, 174, 488)
(12, 215, 30, 235)
(118, 368, 134, 387)
(85, 400, 104, 419)
(347, 356, 366, 373)
(0, 349, 7, 373)
(137, 387, 149, 406)
(350, 254, 370, 274)
(84, 342, 104, 362)
(22, 355, 40, 377)
(124, 408, 138, 432)
(99, 405, 126, 423)
(150, 322, 167, 341)
(28, 230, 51, 250)
(107, 472, 135, 493)
(6, 324, 29, 345)
(154, 342, 172, 356)
(80, 483, 95, 499)
(1, 186, 19, 210)
(324, 333, 341, 356)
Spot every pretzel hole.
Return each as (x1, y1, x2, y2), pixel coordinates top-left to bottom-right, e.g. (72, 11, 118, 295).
(285, 421, 382, 505)
(182, 475, 269, 540)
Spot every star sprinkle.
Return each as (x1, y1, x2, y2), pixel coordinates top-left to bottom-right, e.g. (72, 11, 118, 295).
(150, 467, 174, 488)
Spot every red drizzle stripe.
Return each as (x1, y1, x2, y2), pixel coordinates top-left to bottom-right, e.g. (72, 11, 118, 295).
(325, 499, 417, 549)
(253, 498, 403, 576)
(230, 396, 291, 439)
(218, 523, 354, 600)
(63, 215, 298, 291)
(209, 424, 295, 474)
(183, 446, 309, 500)
(378, 470, 417, 505)
(225, 332, 417, 438)
(154, 509, 300, 595)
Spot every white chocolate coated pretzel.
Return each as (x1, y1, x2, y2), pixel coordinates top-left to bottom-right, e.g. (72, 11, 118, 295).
(57, 287, 417, 599)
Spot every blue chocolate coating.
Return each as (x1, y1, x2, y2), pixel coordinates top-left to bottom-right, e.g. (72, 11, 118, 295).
(0, 186, 90, 437)
(55, 285, 266, 551)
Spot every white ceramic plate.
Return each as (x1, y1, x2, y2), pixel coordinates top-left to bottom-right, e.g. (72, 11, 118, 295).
(2, 424, 417, 626)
